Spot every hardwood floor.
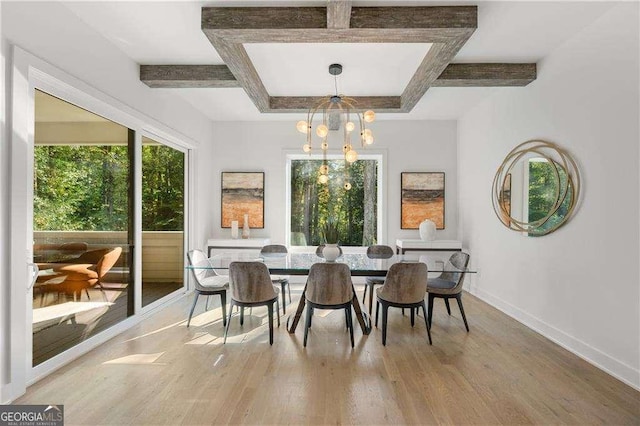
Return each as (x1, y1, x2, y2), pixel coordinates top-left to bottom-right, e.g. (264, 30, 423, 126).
(18, 284, 639, 425)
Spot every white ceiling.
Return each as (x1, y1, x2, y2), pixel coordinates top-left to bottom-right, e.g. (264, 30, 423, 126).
(62, 1, 617, 122)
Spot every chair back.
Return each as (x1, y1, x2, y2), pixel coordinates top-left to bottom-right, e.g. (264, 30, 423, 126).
(260, 244, 288, 255)
(96, 247, 122, 279)
(187, 249, 218, 292)
(305, 263, 353, 306)
(439, 252, 470, 293)
(366, 245, 394, 259)
(229, 261, 277, 303)
(315, 244, 343, 258)
(377, 262, 428, 304)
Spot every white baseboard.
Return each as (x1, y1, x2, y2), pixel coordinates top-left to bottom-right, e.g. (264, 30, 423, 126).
(469, 285, 640, 391)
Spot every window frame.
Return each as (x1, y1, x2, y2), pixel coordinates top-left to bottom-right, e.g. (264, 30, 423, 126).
(284, 150, 386, 250)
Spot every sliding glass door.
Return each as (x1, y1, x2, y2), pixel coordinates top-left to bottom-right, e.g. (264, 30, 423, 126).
(32, 90, 134, 366)
(141, 136, 186, 307)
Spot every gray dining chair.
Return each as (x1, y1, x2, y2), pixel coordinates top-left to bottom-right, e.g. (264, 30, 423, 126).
(187, 249, 229, 328)
(303, 263, 356, 348)
(375, 262, 431, 346)
(362, 245, 394, 316)
(427, 252, 471, 332)
(224, 261, 280, 345)
(259, 244, 291, 314)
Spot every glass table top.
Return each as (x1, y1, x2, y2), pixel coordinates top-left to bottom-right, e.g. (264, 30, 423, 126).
(187, 251, 475, 276)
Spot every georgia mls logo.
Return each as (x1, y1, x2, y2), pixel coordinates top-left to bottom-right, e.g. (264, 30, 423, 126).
(0, 404, 64, 426)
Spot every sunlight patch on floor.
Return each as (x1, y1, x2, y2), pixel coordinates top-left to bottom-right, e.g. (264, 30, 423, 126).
(103, 352, 166, 365)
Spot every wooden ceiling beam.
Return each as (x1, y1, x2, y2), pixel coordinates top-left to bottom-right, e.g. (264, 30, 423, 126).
(350, 6, 477, 29)
(138, 63, 536, 91)
(202, 6, 475, 31)
(327, 0, 352, 30)
(432, 63, 537, 87)
(269, 96, 402, 113)
(401, 31, 474, 111)
(202, 7, 326, 30)
(140, 65, 239, 88)
(205, 35, 270, 112)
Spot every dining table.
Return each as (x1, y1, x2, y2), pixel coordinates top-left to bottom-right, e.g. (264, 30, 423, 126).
(189, 250, 475, 336)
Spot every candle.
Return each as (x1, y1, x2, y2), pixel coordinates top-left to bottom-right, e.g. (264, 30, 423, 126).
(231, 220, 239, 239)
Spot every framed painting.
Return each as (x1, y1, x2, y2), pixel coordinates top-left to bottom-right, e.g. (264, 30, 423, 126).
(221, 172, 264, 228)
(401, 172, 445, 229)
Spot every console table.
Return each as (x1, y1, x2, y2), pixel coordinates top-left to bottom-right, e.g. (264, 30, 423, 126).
(395, 239, 462, 254)
(207, 238, 271, 257)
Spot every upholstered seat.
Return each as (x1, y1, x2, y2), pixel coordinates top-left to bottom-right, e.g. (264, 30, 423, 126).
(225, 261, 280, 345)
(187, 250, 229, 328)
(362, 245, 394, 316)
(259, 245, 291, 314)
(303, 262, 356, 348)
(38, 247, 122, 301)
(199, 275, 229, 288)
(427, 252, 471, 332)
(375, 262, 431, 346)
(426, 277, 456, 291)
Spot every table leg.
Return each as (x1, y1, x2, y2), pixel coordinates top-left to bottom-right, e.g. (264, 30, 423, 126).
(286, 285, 307, 333)
(351, 288, 372, 335)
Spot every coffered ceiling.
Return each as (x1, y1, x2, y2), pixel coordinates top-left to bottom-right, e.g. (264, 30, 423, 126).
(62, 1, 618, 121)
(139, 3, 536, 113)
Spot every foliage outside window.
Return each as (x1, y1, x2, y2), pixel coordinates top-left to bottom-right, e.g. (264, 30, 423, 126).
(290, 159, 378, 246)
(34, 145, 184, 231)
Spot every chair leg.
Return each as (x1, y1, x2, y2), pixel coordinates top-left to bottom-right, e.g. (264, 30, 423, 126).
(345, 309, 349, 330)
(444, 298, 451, 315)
(362, 284, 367, 303)
(276, 299, 281, 327)
(303, 304, 312, 347)
(268, 302, 274, 345)
(422, 301, 432, 345)
(309, 306, 314, 329)
(85, 289, 91, 300)
(205, 295, 210, 311)
(346, 307, 354, 348)
(402, 308, 405, 316)
(410, 306, 415, 327)
(220, 292, 227, 327)
(187, 292, 200, 328)
(240, 307, 244, 326)
(368, 284, 374, 316)
(286, 280, 292, 303)
(375, 300, 380, 328)
(428, 294, 435, 330)
(281, 282, 287, 315)
(381, 303, 389, 346)
(223, 303, 234, 344)
(456, 294, 469, 332)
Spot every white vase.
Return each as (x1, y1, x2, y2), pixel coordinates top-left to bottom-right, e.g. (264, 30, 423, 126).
(231, 220, 239, 239)
(419, 219, 436, 241)
(242, 214, 250, 239)
(322, 244, 340, 262)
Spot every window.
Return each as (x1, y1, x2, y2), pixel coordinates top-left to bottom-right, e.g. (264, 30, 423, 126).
(287, 154, 383, 247)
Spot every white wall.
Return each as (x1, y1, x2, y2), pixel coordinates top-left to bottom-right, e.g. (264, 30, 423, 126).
(458, 3, 639, 388)
(208, 120, 458, 246)
(0, 1, 215, 401)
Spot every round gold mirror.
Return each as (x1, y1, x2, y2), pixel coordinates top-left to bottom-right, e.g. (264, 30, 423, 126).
(492, 140, 581, 236)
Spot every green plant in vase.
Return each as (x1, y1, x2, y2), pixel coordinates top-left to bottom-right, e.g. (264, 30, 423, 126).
(322, 219, 340, 245)
(321, 219, 341, 261)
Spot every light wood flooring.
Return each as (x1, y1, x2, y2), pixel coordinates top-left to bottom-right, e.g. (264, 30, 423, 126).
(18, 284, 640, 425)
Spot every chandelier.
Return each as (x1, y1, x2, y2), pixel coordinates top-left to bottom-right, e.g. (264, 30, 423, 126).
(296, 63, 375, 189)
